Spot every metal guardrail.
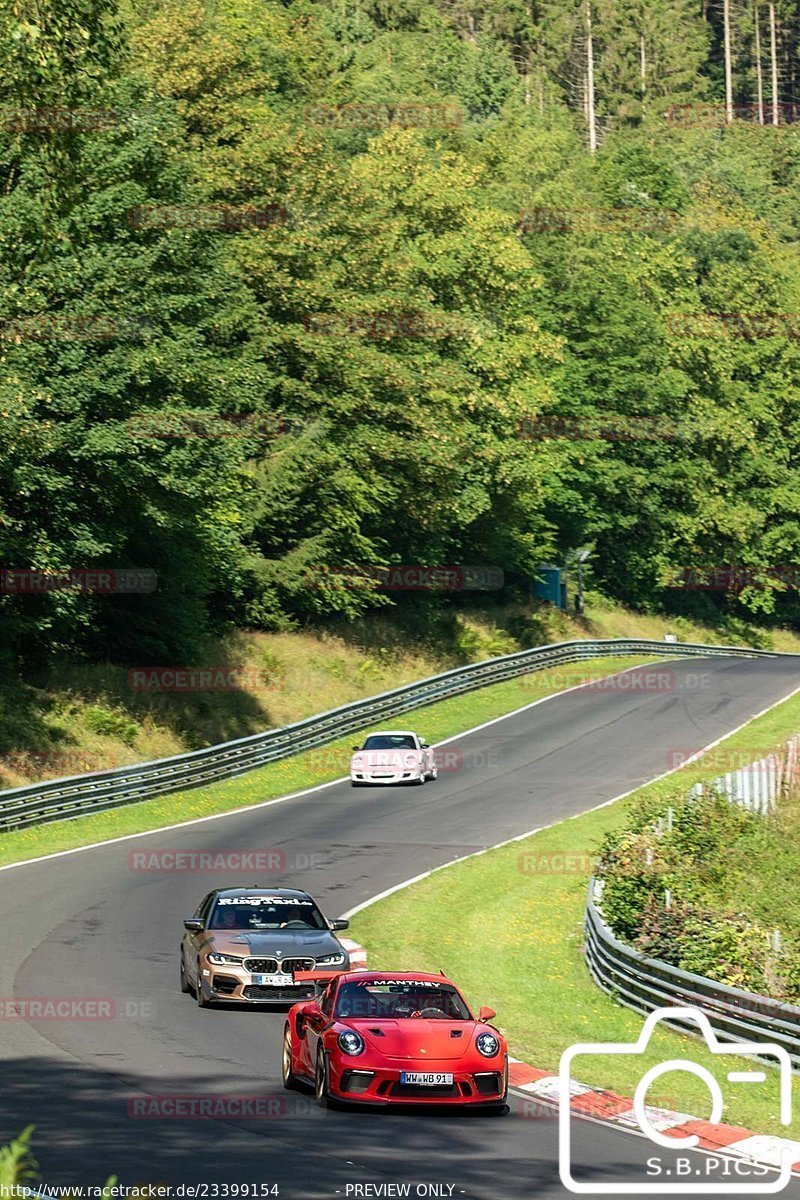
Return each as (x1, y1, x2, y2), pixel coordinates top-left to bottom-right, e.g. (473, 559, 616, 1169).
(0, 637, 792, 835)
(585, 884, 800, 1067)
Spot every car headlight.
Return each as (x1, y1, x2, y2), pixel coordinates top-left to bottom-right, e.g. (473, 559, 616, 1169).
(316, 952, 346, 966)
(338, 1029, 365, 1056)
(403, 753, 418, 767)
(352, 756, 364, 768)
(207, 953, 245, 966)
(476, 1032, 500, 1058)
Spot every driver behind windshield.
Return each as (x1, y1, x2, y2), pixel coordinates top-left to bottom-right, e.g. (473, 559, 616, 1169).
(335, 983, 471, 1020)
(209, 898, 327, 930)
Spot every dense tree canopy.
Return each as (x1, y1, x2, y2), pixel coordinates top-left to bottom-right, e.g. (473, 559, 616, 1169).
(3, 0, 800, 666)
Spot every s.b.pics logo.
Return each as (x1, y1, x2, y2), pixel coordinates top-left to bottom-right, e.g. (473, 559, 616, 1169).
(559, 1007, 793, 1194)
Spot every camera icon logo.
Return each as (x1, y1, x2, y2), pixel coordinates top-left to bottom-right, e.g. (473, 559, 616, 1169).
(558, 1006, 793, 1194)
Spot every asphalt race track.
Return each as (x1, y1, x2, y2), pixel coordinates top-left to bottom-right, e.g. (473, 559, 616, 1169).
(2, 656, 800, 1199)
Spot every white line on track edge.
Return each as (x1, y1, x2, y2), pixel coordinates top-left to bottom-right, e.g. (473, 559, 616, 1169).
(4, 657, 800, 1179)
(339, 675, 800, 918)
(505, 1088, 797, 1181)
(0, 657, 668, 874)
(337, 671, 800, 1176)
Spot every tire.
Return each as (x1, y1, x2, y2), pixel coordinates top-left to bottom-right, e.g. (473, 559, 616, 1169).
(196, 968, 212, 1009)
(282, 1024, 302, 1091)
(481, 1102, 509, 1117)
(411, 771, 425, 786)
(426, 765, 438, 781)
(180, 951, 191, 994)
(315, 1049, 332, 1107)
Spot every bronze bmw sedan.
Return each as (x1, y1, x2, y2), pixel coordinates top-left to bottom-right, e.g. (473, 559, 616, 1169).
(180, 886, 351, 1007)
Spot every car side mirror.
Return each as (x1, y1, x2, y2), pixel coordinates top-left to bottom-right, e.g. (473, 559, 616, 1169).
(330, 918, 349, 931)
(296, 1000, 319, 1036)
(183, 918, 204, 932)
(478, 1006, 496, 1022)
(352, 745, 360, 751)
(420, 740, 429, 748)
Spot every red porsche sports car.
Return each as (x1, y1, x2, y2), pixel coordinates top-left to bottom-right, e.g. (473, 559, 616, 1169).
(281, 969, 508, 1109)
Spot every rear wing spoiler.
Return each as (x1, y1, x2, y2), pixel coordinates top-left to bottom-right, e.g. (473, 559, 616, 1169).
(295, 969, 350, 985)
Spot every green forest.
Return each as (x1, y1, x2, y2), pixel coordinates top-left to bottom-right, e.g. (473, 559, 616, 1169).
(3, 0, 800, 670)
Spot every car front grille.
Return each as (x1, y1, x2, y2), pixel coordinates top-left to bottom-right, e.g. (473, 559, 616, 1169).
(242, 985, 315, 1002)
(243, 958, 279, 973)
(242, 957, 316, 974)
(388, 1082, 463, 1098)
(282, 957, 315, 973)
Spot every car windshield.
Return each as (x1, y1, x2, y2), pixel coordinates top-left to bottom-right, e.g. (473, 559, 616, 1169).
(362, 735, 417, 750)
(208, 896, 327, 931)
(335, 980, 471, 1019)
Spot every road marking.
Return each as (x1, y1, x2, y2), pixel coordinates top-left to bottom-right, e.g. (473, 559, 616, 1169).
(340, 677, 800, 918)
(0, 658, 666, 874)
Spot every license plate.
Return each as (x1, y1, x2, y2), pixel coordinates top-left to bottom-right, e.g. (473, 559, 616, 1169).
(254, 973, 293, 986)
(400, 1072, 453, 1086)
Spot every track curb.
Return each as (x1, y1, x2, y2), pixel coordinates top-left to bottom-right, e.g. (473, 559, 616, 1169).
(345, 938, 800, 1175)
(508, 1056, 800, 1175)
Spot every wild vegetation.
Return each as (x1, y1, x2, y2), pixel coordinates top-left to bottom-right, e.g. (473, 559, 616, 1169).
(3, 0, 800, 676)
(596, 774, 800, 999)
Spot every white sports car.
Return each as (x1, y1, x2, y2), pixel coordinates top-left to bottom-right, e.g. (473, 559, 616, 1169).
(350, 730, 437, 787)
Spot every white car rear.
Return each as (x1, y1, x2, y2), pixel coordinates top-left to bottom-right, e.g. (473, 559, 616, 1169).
(350, 731, 437, 786)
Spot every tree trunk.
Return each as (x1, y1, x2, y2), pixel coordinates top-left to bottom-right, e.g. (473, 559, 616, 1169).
(754, 2, 764, 124)
(723, 0, 734, 124)
(640, 33, 646, 103)
(586, 0, 597, 151)
(769, 1, 779, 124)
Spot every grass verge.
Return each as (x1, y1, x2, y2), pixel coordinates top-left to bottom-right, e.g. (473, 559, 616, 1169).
(0, 654, 649, 869)
(4, 592, 798, 790)
(350, 687, 800, 1138)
